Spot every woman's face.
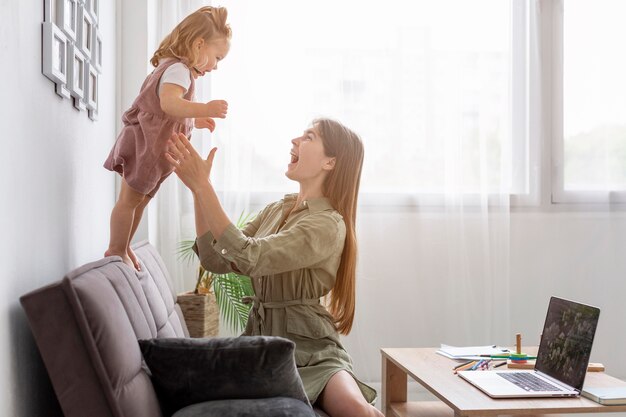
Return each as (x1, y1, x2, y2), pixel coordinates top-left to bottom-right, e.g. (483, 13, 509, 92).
(286, 126, 335, 183)
(193, 38, 230, 78)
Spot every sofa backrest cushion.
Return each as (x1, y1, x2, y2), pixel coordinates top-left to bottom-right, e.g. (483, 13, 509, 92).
(20, 241, 188, 417)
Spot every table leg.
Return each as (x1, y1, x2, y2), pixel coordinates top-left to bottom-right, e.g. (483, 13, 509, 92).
(382, 355, 407, 416)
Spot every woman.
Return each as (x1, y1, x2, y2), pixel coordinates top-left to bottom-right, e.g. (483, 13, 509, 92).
(165, 118, 383, 417)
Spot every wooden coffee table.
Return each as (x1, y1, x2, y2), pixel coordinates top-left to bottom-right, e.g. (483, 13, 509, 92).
(381, 347, 626, 417)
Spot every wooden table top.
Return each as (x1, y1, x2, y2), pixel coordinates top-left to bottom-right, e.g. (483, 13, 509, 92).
(381, 347, 626, 416)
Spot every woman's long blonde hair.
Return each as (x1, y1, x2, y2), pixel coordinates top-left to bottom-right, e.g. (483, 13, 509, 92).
(150, 6, 231, 69)
(316, 119, 364, 335)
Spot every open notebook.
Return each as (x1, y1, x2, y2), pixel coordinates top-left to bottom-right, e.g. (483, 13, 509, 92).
(459, 296, 600, 398)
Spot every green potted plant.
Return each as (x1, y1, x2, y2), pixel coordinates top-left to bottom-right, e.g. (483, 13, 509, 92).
(176, 212, 255, 336)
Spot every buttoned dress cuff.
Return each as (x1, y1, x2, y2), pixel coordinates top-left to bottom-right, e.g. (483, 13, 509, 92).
(212, 223, 247, 263)
(193, 230, 216, 257)
(194, 230, 232, 274)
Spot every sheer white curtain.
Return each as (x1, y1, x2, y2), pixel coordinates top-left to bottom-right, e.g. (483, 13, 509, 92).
(147, 0, 255, 293)
(208, 0, 542, 379)
(149, 0, 542, 377)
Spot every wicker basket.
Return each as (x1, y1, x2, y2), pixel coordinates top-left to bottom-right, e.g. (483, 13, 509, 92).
(176, 291, 219, 337)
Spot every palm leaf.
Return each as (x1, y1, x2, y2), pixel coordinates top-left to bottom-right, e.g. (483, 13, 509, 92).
(176, 210, 257, 333)
(176, 239, 198, 265)
(236, 211, 256, 228)
(213, 272, 254, 333)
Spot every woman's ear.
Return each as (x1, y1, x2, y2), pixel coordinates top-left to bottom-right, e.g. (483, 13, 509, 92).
(323, 157, 336, 171)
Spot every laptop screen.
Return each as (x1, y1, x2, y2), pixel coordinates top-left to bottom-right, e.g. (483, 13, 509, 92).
(535, 296, 600, 391)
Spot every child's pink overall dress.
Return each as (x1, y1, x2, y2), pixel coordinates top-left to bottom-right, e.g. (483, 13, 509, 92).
(104, 59, 195, 197)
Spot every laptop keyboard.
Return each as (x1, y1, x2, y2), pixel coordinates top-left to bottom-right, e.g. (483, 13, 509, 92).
(497, 372, 564, 392)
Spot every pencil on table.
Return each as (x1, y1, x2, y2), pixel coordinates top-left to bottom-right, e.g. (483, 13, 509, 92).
(453, 361, 477, 373)
(453, 360, 474, 370)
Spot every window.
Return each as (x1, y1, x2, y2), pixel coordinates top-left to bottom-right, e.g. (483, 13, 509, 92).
(209, 0, 530, 201)
(207, 0, 624, 205)
(552, 0, 626, 203)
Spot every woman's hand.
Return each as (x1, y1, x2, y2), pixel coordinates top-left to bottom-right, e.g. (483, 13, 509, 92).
(165, 132, 217, 194)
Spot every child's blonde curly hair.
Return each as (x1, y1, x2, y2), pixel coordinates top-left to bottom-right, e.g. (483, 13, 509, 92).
(150, 6, 231, 69)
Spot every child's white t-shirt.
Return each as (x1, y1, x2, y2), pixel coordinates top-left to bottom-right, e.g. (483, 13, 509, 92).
(158, 62, 192, 94)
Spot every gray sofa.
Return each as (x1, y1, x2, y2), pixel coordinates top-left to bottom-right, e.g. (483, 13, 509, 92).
(20, 241, 328, 417)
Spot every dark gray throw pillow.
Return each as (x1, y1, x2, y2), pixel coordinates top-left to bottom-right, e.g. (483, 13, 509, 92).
(138, 336, 311, 416)
(172, 398, 316, 417)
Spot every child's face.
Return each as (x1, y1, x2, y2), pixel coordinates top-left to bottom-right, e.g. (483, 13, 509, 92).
(193, 38, 230, 78)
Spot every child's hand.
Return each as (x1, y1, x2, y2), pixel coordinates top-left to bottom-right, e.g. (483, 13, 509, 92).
(205, 100, 228, 118)
(195, 117, 216, 132)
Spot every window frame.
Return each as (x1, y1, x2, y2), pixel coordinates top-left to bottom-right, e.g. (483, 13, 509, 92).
(549, 0, 626, 204)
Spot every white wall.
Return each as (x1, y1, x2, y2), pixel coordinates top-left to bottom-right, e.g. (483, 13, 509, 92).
(0, 1, 117, 416)
(344, 209, 626, 387)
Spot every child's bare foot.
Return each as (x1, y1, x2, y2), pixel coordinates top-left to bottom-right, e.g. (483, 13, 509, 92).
(127, 247, 141, 271)
(104, 249, 135, 270)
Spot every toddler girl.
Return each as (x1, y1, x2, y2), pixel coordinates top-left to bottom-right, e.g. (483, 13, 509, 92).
(104, 6, 231, 270)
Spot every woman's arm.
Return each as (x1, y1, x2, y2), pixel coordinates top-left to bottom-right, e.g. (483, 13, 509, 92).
(165, 134, 231, 239)
(193, 203, 271, 274)
(192, 231, 233, 274)
(159, 83, 228, 119)
(212, 213, 346, 277)
(165, 133, 235, 272)
(192, 180, 230, 239)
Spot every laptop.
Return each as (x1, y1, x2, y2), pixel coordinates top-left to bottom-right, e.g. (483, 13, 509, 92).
(459, 296, 600, 398)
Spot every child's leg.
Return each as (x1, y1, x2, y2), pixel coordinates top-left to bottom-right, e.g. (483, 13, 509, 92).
(105, 179, 147, 269)
(317, 370, 384, 417)
(126, 195, 152, 270)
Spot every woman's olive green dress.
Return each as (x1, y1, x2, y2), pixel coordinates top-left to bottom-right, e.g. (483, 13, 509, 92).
(194, 194, 377, 405)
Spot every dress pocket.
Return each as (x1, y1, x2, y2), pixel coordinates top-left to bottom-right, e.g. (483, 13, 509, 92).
(285, 308, 336, 340)
(293, 349, 313, 367)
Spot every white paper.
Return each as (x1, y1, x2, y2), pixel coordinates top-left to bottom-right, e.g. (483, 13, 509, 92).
(436, 344, 510, 360)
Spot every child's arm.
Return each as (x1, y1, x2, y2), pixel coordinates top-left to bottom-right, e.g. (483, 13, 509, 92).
(160, 83, 228, 119)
